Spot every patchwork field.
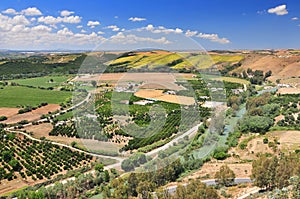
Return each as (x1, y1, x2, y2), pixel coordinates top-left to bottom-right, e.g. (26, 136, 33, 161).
(74, 73, 192, 91)
(0, 86, 71, 107)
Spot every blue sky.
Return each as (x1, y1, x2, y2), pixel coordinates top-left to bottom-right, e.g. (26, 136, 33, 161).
(0, 0, 299, 50)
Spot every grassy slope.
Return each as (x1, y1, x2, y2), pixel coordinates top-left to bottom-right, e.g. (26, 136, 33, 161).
(0, 86, 71, 107)
(9, 75, 71, 88)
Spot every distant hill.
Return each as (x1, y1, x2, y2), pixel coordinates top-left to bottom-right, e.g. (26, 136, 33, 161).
(232, 50, 300, 82)
(0, 50, 299, 83)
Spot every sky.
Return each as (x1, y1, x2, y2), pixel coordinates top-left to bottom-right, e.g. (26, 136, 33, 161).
(0, 0, 300, 50)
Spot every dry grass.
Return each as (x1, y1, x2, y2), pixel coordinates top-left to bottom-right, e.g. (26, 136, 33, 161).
(134, 89, 195, 105)
(4, 104, 60, 124)
(277, 87, 300, 94)
(0, 108, 19, 118)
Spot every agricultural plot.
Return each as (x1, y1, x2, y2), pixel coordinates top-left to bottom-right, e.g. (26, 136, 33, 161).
(108, 51, 244, 71)
(9, 76, 71, 89)
(205, 75, 250, 85)
(2, 104, 60, 124)
(134, 89, 195, 105)
(0, 86, 71, 107)
(0, 131, 93, 193)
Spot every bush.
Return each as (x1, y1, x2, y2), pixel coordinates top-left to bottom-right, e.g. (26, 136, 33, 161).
(0, 116, 7, 121)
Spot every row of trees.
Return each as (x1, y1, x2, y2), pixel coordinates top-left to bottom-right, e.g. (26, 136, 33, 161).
(0, 131, 93, 182)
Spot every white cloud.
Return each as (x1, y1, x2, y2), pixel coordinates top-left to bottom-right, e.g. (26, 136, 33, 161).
(114, 16, 119, 19)
(38, 16, 61, 25)
(97, 31, 104, 34)
(87, 21, 100, 28)
(106, 25, 120, 31)
(140, 25, 183, 34)
(291, 17, 299, 21)
(81, 29, 86, 33)
(76, 25, 83, 29)
(32, 25, 52, 32)
(12, 15, 30, 25)
(21, 7, 42, 16)
(268, 5, 288, 16)
(61, 10, 74, 17)
(129, 17, 146, 22)
(0, 12, 104, 50)
(2, 8, 18, 15)
(196, 33, 230, 44)
(108, 32, 171, 45)
(38, 15, 81, 25)
(185, 30, 198, 37)
(57, 27, 73, 36)
(62, 15, 81, 24)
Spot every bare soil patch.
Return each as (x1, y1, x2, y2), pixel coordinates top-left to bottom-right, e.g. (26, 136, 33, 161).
(24, 123, 53, 137)
(4, 104, 60, 124)
(277, 87, 300, 94)
(134, 89, 195, 105)
(0, 108, 19, 118)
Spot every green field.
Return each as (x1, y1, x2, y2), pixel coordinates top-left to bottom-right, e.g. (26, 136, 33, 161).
(206, 75, 250, 85)
(9, 75, 72, 88)
(0, 86, 71, 107)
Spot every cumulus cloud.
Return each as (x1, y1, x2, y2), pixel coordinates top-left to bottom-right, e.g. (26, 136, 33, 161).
(87, 21, 100, 28)
(140, 24, 183, 34)
(76, 25, 83, 29)
(185, 30, 198, 37)
(108, 32, 171, 45)
(57, 27, 74, 36)
(129, 17, 146, 22)
(2, 8, 18, 15)
(97, 31, 104, 34)
(196, 33, 230, 44)
(105, 25, 120, 31)
(21, 7, 42, 16)
(268, 5, 288, 16)
(32, 25, 52, 32)
(38, 15, 81, 25)
(0, 12, 104, 50)
(60, 10, 74, 17)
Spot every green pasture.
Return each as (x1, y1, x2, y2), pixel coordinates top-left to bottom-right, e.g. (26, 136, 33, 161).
(0, 86, 71, 107)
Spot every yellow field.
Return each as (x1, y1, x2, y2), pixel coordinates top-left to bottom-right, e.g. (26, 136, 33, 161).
(211, 55, 244, 63)
(134, 89, 195, 105)
(108, 51, 244, 70)
(209, 76, 250, 85)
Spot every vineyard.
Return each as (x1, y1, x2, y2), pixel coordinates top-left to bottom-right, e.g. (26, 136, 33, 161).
(0, 131, 93, 182)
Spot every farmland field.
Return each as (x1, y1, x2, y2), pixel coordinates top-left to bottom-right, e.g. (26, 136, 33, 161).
(0, 86, 71, 107)
(206, 75, 250, 85)
(8, 75, 72, 88)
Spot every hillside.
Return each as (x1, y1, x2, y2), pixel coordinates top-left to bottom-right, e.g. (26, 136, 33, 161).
(233, 50, 300, 82)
